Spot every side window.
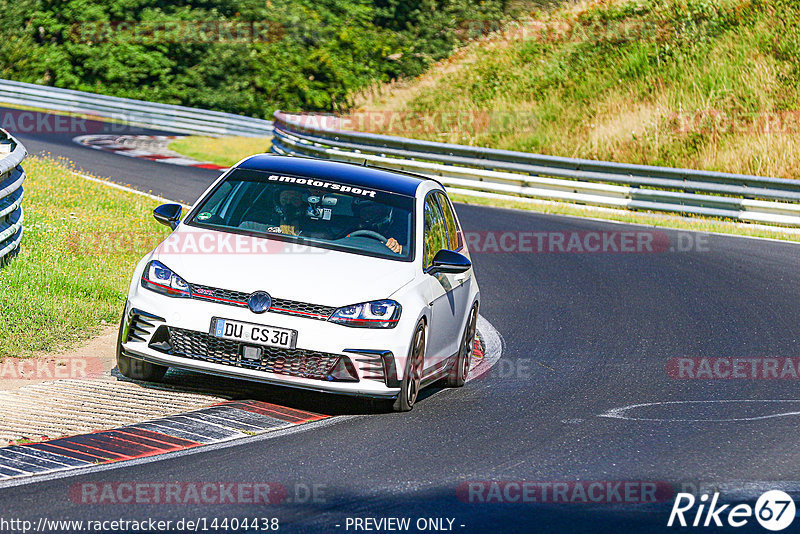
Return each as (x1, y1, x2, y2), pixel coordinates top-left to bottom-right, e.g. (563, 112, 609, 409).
(423, 194, 448, 269)
(436, 191, 460, 251)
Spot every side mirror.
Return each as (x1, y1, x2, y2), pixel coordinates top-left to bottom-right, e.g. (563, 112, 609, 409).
(425, 249, 471, 276)
(153, 203, 183, 230)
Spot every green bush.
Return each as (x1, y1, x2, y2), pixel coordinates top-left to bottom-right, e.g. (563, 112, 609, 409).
(0, 0, 541, 116)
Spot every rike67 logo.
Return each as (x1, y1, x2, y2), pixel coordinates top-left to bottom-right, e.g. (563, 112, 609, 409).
(668, 490, 796, 531)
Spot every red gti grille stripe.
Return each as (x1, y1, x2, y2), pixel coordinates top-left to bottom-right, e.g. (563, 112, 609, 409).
(194, 293, 247, 305)
(270, 307, 327, 318)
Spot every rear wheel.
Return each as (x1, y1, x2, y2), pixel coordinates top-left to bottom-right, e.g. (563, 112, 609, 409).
(116, 309, 168, 382)
(392, 321, 426, 412)
(444, 304, 478, 387)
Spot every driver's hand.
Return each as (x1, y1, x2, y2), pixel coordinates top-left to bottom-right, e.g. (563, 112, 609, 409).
(385, 238, 402, 254)
(281, 224, 297, 236)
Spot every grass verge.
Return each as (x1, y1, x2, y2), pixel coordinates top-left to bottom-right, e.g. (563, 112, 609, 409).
(352, 0, 800, 180)
(0, 156, 167, 359)
(168, 136, 272, 168)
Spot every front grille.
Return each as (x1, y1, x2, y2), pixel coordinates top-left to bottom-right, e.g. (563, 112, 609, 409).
(163, 327, 341, 381)
(270, 298, 336, 320)
(191, 284, 248, 306)
(190, 284, 336, 320)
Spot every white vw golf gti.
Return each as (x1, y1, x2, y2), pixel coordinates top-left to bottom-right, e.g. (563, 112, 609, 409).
(118, 155, 479, 411)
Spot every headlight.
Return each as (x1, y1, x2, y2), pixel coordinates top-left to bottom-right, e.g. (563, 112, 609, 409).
(328, 299, 401, 328)
(141, 260, 191, 298)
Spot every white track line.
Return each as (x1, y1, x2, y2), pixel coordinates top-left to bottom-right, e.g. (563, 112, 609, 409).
(600, 399, 800, 422)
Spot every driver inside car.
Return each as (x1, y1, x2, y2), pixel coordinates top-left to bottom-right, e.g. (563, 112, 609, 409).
(276, 188, 334, 239)
(277, 190, 404, 254)
(351, 200, 404, 254)
(276, 188, 306, 235)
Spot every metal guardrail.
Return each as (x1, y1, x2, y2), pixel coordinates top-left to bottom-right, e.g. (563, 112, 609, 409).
(0, 79, 273, 137)
(0, 129, 26, 265)
(272, 111, 800, 227)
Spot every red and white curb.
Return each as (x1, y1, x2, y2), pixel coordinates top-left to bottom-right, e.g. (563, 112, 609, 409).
(0, 400, 327, 482)
(0, 324, 500, 484)
(73, 135, 229, 171)
(467, 316, 500, 381)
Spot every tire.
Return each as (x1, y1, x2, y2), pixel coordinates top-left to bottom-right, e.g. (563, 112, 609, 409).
(444, 303, 478, 387)
(116, 309, 168, 382)
(392, 321, 426, 412)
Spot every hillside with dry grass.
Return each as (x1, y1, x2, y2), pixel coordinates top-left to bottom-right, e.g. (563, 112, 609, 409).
(349, 0, 800, 179)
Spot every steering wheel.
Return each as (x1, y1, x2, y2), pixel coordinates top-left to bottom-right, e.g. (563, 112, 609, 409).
(348, 229, 388, 243)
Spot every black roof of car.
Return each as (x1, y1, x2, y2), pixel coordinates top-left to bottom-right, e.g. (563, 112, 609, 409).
(237, 155, 431, 197)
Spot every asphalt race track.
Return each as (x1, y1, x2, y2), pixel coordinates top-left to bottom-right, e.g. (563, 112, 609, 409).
(3, 108, 800, 533)
(6, 107, 220, 204)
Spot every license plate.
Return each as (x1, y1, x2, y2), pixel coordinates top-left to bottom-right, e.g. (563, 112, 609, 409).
(210, 318, 297, 349)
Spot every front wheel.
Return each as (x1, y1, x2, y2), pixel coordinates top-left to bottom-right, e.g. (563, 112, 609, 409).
(392, 321, 426, 412)
(116, 310, 168, 382)
(444, 304, 478, 387)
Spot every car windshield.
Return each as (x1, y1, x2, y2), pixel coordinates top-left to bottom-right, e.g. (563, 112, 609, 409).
(186, 169, 415, 260)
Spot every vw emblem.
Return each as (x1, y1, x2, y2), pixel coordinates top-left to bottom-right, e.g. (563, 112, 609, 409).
(248, 291, 272, 314)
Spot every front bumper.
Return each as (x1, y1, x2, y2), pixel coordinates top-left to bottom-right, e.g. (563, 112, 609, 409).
(121, 288, 413, 398)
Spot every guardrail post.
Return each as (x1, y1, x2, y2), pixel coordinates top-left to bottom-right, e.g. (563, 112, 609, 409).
(0, 129, 26, 266)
